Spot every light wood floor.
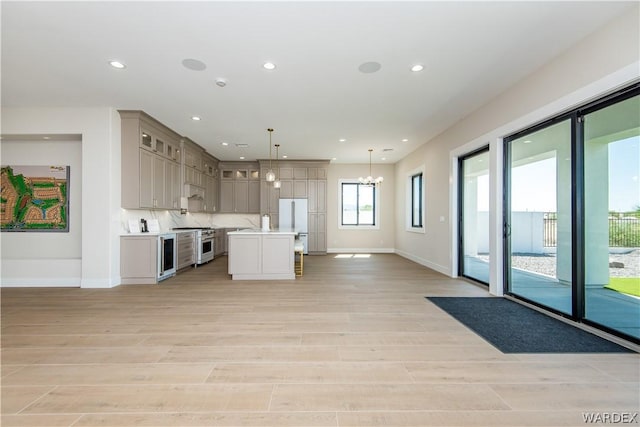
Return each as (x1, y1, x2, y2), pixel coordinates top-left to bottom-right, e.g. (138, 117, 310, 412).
(1, 254, 638, 426)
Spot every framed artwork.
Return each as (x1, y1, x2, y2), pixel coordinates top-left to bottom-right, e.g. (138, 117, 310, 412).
(1, 165, 70, 232)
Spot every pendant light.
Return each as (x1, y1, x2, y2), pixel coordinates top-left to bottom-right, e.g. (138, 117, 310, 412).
(265, 128, 275, 182)
(359, 148, 384, 186)
(273, 144, 281, 189)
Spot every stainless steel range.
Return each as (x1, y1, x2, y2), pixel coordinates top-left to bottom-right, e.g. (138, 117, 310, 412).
(173, 227, 214, 265)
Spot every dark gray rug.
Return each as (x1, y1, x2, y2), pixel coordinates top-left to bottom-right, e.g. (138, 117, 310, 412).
(426, 297, 634, 353)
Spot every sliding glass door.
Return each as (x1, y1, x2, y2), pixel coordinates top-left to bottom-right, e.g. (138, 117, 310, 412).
(506, 120, 573, 315)
(583, 94, 640, 338)
(504, 84, 639, 342)
(459, 147, 490, 284)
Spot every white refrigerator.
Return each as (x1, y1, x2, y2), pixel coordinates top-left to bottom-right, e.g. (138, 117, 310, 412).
(279, 198, 308, 254)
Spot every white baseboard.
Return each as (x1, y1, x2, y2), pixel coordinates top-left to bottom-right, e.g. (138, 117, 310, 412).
(394, 249, 452, 277)
(81, 278, 119, 289)
(327, 247, 395, 254)
(1, 278, 80, 287)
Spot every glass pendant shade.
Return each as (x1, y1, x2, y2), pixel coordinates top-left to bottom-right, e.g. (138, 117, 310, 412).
(272, 143, 281, 187)
(266, 128, 275, 182)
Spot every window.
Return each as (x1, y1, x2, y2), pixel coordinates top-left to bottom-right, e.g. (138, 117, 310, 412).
(405, 166, 425, 232)
(340, 181, 377, 227)
(411, 173, 423, 228)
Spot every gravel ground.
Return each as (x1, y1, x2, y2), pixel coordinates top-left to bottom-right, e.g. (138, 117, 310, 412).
(478, 249, 639, 278)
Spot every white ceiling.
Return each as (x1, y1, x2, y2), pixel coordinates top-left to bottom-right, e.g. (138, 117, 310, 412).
(1, 1, 633, 163)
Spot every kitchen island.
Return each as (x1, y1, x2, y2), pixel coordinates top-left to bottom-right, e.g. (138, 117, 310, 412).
(227, 229, 297, 280)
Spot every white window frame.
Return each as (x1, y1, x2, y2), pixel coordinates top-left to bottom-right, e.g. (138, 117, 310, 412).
(338, 179, 380, 230)
(406, 165, 425, 233)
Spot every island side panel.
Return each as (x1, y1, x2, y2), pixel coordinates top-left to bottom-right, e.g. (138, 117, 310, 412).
(227, 231, 296, 280)
(262, 234, 294, 275)
(228, 234, 261, 276)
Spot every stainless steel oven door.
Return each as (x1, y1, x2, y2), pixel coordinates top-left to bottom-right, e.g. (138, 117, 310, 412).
(197, 235, 214, 264)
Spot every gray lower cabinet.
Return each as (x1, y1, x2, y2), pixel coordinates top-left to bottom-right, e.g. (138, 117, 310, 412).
(213, 228, 226, 257)
(121, 235, 158, 284)
(177, 231, 196, 270)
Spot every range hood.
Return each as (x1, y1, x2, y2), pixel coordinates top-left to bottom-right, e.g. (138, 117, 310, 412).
(184, 183, 204, 199)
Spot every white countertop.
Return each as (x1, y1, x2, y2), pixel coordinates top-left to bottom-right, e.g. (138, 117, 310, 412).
(122, 227, 252, 236)
(121, 232, 175, 237)
(227, 228, 297, 235)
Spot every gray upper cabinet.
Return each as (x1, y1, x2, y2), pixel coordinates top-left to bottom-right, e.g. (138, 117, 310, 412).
(183, 138, 205, 194)
(260, 180, 279, 214)
(309, 167, 327, 180)
(120, 110, 182, 210)
(278, 167, 293, 180)
(183, 139, 203, 171)
(233, 180, 249, 213)
(308, 179, 326, 213)
(248, 181, 260, 213)
(219, 162, 260, 213)
(120, 110, 217, 212)
(293, 168, 307, 180)
(204, 174, 218, 213)
(293, 180, 307, 198)
(278, 180, 293, 198)
(220, 180, 235, 213)
(200, 153, 219, 213)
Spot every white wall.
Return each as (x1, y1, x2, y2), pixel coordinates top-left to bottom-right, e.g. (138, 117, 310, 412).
(1, 108, 121, 288)
(327, 163, 395, 252)
(394, 7, 640, 288)
(1, 139, 82, 285)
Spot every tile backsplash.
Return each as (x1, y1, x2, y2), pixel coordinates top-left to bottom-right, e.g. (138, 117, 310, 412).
(120, 209, 260, 233)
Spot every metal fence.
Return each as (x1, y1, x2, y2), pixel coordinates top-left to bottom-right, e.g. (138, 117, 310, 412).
(543, 212, 640, 247)
(543, 213, 556, 247)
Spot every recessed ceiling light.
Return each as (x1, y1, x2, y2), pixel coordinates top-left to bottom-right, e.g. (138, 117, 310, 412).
(221, 142, 229, 146)
(43, 136, 50, 140)
(381, 157, 386, 161)
(523, 140, 532, 144)
(109, 60, 126, 69)
(282, 155, 288, 159)
(402, 138, 409, 142)
(339, 139, 346, 142)
(239, 156, 245, 160)
(236, 143, 249, 148)
(191, 116, 201, 121)
(263, 62, 276, 70)
(215, 78, 227, 87)
(411, 64, 424, 72)
(332, 157, 337, 161)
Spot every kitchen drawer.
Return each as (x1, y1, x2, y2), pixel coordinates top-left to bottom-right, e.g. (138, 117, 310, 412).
(176, 232, 195, 270)
(178, 231, 196, 242)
